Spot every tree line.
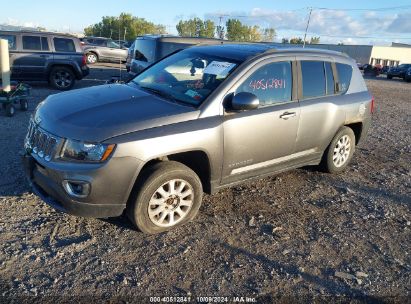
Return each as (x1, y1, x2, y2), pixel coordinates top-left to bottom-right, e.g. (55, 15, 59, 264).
(84, 13, 320, 44)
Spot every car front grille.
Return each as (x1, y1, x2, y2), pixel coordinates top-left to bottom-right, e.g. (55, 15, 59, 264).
(25, 120, 60, 162)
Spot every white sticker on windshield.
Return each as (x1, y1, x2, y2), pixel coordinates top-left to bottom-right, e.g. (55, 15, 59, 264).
(203, 61, 236, 76)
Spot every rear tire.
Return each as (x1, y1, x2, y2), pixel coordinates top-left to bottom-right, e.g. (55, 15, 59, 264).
(127, 161, 203, 234)
(320, 127, 356, 174)
(5, 104, 15, 117)
(49, 66, 75, 90)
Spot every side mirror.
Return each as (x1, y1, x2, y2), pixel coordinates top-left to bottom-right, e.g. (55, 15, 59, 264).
(231, 92, 259, 111)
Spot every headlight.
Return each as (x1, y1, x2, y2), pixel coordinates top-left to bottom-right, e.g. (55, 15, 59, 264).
(61, 140, 115, 162)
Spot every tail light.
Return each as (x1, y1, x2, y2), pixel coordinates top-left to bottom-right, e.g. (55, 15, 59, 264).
(81, 54, 87, 66)
(370, 96, 375, 114)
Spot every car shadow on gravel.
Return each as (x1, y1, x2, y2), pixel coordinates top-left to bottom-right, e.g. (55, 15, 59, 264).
(214, 240, 383, 302)
(333, 180, 410, 210)
(99, 214, 137, 232)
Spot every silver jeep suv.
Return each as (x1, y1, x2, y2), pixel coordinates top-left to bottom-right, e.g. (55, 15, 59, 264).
(23, 44, 373, 234)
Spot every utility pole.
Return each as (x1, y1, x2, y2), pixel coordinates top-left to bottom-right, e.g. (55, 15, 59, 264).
(303, 7, 312, 48)
(218, 15, 223, 39)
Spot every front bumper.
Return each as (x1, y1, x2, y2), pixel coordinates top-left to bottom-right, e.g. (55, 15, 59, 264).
(22, 152, 140, 218)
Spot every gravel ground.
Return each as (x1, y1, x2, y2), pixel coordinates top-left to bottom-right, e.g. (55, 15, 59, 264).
(0, 68, 410, 303)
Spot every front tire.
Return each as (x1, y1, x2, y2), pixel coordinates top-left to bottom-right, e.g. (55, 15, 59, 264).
(127, 161, 203, 234)
(49, 66, 75, 90)
(387, 74, 393, 79)
(320, 127, 356, 174)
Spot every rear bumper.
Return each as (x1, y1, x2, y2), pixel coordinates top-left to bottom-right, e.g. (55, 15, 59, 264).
(78, 65, 90, 79)
(22, 153, 140, 218)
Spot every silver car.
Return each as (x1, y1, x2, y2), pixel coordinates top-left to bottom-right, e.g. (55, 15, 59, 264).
(82, 37, 128, 64)
(23, 44, 373, 234)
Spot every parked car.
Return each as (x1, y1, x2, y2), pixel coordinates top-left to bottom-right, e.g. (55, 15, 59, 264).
(82, 36, 128, 64)
(23, 44, 373, 234)
(387, 63, 411, 79)
(128, 35, 224, 76)
(363, 64, 380, 77)
(380, 65, 390, 74)
(0, 30, 89, 90)
(405, 67, 411, 82)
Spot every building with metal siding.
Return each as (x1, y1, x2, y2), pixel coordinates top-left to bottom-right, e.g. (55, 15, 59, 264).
(272, 43, 411, 66)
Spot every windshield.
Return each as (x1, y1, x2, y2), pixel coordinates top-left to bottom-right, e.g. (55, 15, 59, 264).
(131, 50, 240, 106)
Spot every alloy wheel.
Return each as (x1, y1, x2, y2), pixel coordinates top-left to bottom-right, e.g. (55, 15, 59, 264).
(148, 179, 194, 227)
(54, 71, 73, 88)
(333, 135, 351, 167)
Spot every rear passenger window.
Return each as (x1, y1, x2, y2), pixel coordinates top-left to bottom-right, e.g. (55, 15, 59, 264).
(134, 39, 156, 62)
(301, 61, 326, 99)
(54, 38, 76, 52)
(236, 61, 292, 106)
(22, 36, 49, 51)
(325, 62, 335, 95)
(336, 63, 353, 93)
(0, 34, 16, 50)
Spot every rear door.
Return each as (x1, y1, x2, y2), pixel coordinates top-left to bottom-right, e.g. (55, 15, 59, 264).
(0, 33, 20, 79)
(16, 35, 51, 80)
(294, 58, 347, 156)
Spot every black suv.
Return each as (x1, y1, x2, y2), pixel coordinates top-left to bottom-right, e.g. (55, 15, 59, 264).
(387, 63, 411, 80)
(0, 30, 89, 90)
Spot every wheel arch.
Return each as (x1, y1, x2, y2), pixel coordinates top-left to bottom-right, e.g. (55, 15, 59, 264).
(47, 64, 76, 79)
(127, 150, 212, 209)
(345, 122, 363, 145)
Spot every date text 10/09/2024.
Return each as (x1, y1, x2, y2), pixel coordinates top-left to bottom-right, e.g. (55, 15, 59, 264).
(149, 296, 257, 303)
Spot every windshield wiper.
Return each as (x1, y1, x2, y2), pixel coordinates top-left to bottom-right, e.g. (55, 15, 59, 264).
(138, 85, 190, 106)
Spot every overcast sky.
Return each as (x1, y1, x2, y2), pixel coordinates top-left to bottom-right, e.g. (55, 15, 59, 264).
(1, 0, 411, 45)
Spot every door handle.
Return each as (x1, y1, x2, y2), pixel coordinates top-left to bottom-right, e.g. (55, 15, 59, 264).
(280, 111, 296, 120)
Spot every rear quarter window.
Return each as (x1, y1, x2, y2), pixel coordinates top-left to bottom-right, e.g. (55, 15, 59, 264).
(336, 63, 353, 94)
(0, 34, 17, 50)
(134, 39, 156, 63)
(54, 38, 76, 52)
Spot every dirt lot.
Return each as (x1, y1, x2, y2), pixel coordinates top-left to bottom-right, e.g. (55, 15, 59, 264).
(0, 66, 410, 303)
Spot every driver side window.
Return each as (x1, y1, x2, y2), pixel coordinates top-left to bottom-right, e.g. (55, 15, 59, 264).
(235, 61, 292, 106)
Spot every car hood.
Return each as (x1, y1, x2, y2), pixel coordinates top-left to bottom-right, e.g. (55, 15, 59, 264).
(34, 84, 200, 142)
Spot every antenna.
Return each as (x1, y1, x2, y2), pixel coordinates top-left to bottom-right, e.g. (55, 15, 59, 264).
(118, 20, 122, 81)
(303, 7, 312, 48)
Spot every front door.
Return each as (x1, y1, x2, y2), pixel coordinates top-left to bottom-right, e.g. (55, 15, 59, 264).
(222, 59, 300, 184)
